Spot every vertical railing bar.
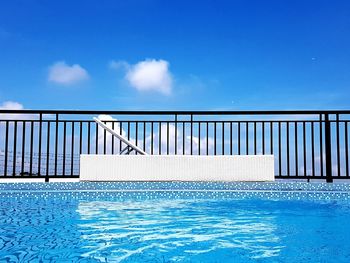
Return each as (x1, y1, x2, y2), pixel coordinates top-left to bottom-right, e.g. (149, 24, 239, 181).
(167, 122, 169, 155)
(270, 122, 273, 155)
(222, 122, 224, 155)
(54, 114, 59, 176)
(87, 122, 91, 154)
(214, 122, 217, 155)
(198, 121, 201, 155)
(183, 121, 185, 155)
(79, 121, 83, 156)
(345, 121, 349, 177)
(111, 122, 115, 154)
(206, 122, 209, 155)
(143, 122, 146, 152)
(128, 121, 131, 153)
(295, 122, 298, 176)
(71, 122, 74, 176)
(286, 122, 290, 176)
(262, 122, 265, 155)
(254, 121, 257, 155)
(311, 122, 315, 177)
(246, 122, 249, 155)
(123, 122, 128, 152)
(95, 122, 98, 154)
(103, 122, 106, 155)
(324, 113, 333, 182)
(127, 122, 130, 142)
(29, 121, 34, 176)
(319, 114, 324, 177)
(238, 122, 241, 155)
(46, 121, 50, 180)
(4, 121, 9, 176)
(336, 114, 341, 177)
(135, 121, 138, 155)
(62, 121, 66, 176)
(12, 121, 17, 176)
(21, 121, 25, 176)
(278, 122, 282, 176)
(230, 122, 232, 155)
(119, 122, 123, 153)
(38, 113, 42, 176)
(175, 115, 177, 155)
(159, 121, 162, 155)
(151, 122, 154, 155)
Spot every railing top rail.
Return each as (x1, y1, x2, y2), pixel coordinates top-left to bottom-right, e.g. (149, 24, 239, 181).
(1, 109, 350, 115)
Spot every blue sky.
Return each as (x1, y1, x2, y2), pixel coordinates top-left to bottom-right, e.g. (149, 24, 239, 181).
(0, 0, 350, 111)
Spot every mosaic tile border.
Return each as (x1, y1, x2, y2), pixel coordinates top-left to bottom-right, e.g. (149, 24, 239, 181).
(0, 181, 350, 192)
(0, 182, 349, 201)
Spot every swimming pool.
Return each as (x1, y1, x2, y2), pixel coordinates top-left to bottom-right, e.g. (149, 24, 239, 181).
(0, 182, 350, 262)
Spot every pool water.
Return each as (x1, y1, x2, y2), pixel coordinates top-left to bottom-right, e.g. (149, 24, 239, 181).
(0, 182, 350, 262)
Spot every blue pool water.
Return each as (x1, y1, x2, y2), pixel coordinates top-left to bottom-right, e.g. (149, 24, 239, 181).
(0, 182, 350, 262)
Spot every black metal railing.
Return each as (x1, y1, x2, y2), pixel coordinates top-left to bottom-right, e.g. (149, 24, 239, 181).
(0, 109, 349, 182)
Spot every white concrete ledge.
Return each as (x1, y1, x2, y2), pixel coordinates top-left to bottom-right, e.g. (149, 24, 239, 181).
(80, 155, 275, 182)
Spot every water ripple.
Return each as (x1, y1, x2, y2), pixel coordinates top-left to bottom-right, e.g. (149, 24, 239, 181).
(0, 195, 350, 262)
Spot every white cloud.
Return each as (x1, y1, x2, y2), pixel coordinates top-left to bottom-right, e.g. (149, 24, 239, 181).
(0, 101, 29, 120)
(48, 61, 89, 85)
(0, 101, 24, 110)
(111, 59, 173, 95)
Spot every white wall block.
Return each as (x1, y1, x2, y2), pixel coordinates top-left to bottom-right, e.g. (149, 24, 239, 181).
(80, 155, 275, 182)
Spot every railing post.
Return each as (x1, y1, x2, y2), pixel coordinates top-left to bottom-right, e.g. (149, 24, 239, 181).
(324, 113, 333, 183)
